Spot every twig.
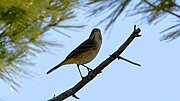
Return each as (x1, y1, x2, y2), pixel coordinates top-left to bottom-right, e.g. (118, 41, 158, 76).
(118, 56, 141, 67)
(47, 25, 141, 101)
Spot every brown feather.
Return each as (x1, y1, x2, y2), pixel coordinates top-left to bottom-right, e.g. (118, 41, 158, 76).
(65, 39, 96, 59)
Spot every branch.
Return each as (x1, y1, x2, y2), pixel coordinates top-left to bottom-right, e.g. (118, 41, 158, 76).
(47, 25, 141, 101)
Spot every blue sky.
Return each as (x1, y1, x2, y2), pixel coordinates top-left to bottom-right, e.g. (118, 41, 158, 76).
(1, 4, 180, 101)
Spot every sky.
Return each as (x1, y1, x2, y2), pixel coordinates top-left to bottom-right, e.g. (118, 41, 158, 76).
(1, 3, 180, 101)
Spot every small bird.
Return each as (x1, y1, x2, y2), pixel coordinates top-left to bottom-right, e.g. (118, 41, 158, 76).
(47, 28, 102, 78)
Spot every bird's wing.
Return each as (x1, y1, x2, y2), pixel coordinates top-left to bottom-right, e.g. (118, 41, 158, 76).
(65, 39, 95, 59)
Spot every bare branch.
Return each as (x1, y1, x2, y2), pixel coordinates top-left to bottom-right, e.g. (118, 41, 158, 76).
(118, 56, 141, 67)
(47, 25, 141, 101)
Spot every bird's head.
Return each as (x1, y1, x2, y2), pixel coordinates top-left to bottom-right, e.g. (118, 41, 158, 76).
(89, 28, 102, 42)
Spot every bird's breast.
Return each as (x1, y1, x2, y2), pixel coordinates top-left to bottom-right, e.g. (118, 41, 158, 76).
(76, 41, 101, 64)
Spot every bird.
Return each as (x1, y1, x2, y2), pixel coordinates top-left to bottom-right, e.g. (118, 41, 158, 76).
(47, 28, 102, 78)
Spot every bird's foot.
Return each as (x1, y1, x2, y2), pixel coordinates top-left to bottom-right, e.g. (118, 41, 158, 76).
(81, 64, 93, 72)
(86, 67, 93, 72)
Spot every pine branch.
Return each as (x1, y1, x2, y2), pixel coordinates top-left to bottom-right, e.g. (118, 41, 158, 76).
(47, 25, 141, 101)
(143, 0, 180, 18)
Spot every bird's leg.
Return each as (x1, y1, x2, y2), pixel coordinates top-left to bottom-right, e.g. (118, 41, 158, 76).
(81, 64, 92, 72)
(77, 64, 83, 79)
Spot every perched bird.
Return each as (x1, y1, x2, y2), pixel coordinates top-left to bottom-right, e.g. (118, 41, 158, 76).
(47, 28, 102, 78)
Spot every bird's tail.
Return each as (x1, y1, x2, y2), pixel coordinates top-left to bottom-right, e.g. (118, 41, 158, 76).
(47, 61, 64, 74)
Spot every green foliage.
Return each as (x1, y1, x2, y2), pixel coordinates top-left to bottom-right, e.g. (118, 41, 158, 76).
(132, 0, 180, 41)
(0, 0, 82, 91)
(86, 0, 180, 41)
